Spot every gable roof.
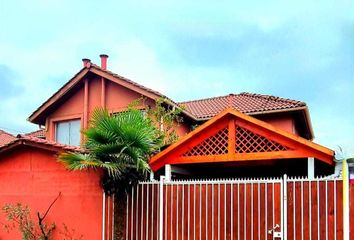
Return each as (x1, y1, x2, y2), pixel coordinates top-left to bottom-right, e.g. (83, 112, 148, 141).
(0, 130, 16, 147)
(149, 108, 333, 171)
(27, 60, 313, 139)
(179, 93, 307, 119)
(0, 134, 83, 154)
(28, 63, 194, 125)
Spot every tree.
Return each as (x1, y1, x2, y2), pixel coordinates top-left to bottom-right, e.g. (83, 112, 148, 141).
(59, 108, 163, 239)
(145, 97, 184, 145)
(59, 108, 162, 195)
(1, 193, 83, 240)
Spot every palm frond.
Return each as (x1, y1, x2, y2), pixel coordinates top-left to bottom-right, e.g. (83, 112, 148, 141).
(59, 107, 162, 195)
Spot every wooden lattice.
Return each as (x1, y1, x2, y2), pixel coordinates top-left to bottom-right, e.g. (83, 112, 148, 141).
(235, 126, 289, 153)
(183, 128, 229, 156)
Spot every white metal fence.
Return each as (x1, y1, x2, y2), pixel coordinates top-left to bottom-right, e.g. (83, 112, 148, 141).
(124, 176, 346, 240)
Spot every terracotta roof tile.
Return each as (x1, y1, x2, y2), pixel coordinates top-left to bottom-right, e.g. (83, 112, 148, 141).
(0, 130, 16, 147)
(179, 92, 306, 120)
(25, 129, 46, 138)
(0, 135, 84, 153)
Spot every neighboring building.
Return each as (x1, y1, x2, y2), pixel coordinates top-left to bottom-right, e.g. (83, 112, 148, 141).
(0, 54, 335, 239)
(0, 129, 15, 147)
(0, 135, 103, 239)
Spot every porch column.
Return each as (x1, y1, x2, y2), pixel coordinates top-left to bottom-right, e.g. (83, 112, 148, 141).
(307, 157, 315, 179)
(165, 164, 171, 181)
(150, 171, 154, 181)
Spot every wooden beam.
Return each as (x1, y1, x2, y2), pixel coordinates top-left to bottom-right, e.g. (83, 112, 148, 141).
(83, 78, 89, 129)
(228, 119, 236, 160)
(101, 77, 106, 107)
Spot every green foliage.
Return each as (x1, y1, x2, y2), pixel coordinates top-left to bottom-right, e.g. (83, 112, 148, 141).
(59, 98, 185, 195)
(59, 107, 162, 195)
(145, 97, 184, 146)
(2, 203, 55, 240)
(59, 224, 84, 240)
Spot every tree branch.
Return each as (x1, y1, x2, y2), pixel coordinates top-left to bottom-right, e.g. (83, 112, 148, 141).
(37, 192, 61, 239)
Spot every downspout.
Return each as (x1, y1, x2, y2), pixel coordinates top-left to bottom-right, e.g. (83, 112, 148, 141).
(102, 191, 106, 240)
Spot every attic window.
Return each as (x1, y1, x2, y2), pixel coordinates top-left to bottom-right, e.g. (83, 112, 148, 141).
(56, 119, 81, 146)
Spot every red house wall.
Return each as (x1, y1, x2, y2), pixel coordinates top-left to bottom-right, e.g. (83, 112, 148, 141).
(257, 114, 295, 134)
(0, 146, 103, 240)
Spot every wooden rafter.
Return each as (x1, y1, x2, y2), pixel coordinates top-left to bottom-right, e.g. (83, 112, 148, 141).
(149, 108, 334, 171)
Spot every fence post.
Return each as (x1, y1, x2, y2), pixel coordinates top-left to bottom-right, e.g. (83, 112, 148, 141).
(282, 174, 287, 240)
(159, 176, 165, 240)
(102, 191, 106, 240)
(343, 159, 350, 240)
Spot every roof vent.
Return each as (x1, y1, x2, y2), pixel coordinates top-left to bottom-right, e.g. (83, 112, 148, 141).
(100, 54, 109, 70)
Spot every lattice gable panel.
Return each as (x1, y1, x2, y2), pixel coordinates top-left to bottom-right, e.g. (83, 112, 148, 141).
(234, 124, 292, 154)
(182, 127, 229, 157)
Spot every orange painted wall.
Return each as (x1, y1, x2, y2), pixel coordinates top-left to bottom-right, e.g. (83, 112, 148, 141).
(46, 86, 84, 141)
(0, 146, 103, 240)
(104, 79, 154, 113)
(45, 75, 189, 142)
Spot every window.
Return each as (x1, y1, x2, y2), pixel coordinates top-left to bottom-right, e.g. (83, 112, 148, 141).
(56, 119, 81, 146)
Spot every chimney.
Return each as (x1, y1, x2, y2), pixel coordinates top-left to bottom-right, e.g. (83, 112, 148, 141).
(82, 58, 91, 68)
(100, 54, 109, 70)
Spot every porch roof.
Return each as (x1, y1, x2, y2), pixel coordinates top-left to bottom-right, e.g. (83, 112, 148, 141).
(149, 108, 334, 171)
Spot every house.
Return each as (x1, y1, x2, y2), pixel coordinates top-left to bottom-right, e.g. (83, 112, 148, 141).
(0, 54, 335, 239)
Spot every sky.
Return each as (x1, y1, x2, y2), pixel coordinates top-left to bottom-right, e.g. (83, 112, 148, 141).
(0, 0, 353, 156)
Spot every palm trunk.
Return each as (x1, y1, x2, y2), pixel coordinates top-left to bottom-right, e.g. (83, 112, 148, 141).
(114, 193, 127, 240)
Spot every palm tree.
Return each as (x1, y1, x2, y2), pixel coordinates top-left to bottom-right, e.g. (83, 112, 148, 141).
(59, 108, 162, 239)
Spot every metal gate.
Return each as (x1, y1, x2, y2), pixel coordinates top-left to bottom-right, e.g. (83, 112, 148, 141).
(124, 176, 347, 240)
(125, 177, 285, 240)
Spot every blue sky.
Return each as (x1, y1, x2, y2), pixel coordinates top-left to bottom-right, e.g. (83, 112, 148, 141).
(0, 0, 353, 156)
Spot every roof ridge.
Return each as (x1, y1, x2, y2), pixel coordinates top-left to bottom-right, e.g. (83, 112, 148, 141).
(239, 92, 306, 105)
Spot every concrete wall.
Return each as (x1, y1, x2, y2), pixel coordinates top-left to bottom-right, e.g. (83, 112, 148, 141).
(0, 146, 103, 239)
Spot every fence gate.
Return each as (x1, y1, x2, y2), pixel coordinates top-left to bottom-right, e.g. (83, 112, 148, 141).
(124, 177, 346, 239)
(125, 178, 285, 240)
(286, 177, 343, 240)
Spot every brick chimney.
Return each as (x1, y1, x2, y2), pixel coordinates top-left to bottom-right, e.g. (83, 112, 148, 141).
(99, 54, 109, 70)
(82, 58, 91, 68)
